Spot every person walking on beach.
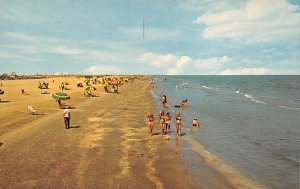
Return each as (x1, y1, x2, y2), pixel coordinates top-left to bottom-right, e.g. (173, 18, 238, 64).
(175, 112, 182, 136)
(61, 83, 65, 91)
(63, 108, 71, 129)
(159, 111, 165, 135)
(147, 113, 154, 136)
(165, 112, 171, 135)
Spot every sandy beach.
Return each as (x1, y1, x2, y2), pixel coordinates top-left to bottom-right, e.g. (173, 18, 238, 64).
(0, 76, 264, 189)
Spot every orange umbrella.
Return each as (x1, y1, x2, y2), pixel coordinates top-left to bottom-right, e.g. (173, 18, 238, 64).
(108, 80, 118, 85)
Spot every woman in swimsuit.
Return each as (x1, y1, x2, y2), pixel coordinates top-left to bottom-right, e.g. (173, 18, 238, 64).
(148, 113, 154, 136)
(159, 111, 165, 135)
(165, 112, 171, 135)
(175, 112, 182, 136)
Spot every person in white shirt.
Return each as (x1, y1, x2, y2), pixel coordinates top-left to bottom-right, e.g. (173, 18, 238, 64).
(63, 108, 71, 129)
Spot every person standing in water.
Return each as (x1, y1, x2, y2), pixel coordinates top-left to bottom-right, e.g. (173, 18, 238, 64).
(147, 113, 154, 136)
(175, 113, 182, 136)
(161, 95, 167, 108)
(159, 111, 165, 135)
(63, 108, 71, 129)
(165, 112, 171, 135)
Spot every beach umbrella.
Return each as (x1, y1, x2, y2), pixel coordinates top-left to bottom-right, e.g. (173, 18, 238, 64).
(85, 86, 97, 91)
(52, 92, 70, 100)
(108, 80, 118, 85)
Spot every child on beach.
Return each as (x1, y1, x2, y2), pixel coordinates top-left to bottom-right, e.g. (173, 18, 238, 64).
(175, 113, 182, 136)
(159, 111, 165, 135)
(147, 113, 154, 136)
(165, 112, 171, 135)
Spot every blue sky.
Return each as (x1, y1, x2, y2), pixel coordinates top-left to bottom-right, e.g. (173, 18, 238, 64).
(0, 0, 299, 75)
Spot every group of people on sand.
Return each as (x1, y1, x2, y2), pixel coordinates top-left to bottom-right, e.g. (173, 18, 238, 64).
(147, 93, 200, 137)
(147, 111, 200, 137)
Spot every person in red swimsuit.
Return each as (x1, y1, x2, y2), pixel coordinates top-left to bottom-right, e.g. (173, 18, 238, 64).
(148, 113, 154, 136)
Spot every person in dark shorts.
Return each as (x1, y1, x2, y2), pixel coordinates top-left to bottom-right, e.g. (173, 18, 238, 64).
(63, 108, 71, 129)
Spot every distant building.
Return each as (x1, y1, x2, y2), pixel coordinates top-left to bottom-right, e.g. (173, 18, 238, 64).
(9, 72, 17, 80)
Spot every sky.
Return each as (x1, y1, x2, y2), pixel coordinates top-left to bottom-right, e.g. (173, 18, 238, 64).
(0, 0, 299, 75)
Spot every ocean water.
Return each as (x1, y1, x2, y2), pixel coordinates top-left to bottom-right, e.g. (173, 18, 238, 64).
(151, 75, 300, 189)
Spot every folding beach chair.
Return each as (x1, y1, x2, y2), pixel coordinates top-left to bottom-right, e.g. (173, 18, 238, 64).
(28, 105, 37, 115)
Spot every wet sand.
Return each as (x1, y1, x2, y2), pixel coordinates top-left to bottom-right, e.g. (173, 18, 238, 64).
(0, 77, 263, 188)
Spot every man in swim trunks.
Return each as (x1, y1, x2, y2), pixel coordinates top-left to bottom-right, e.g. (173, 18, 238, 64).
(63, 108, 71, 129)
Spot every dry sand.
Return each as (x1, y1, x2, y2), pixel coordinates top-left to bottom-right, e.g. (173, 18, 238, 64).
(0, 77, 262, 189)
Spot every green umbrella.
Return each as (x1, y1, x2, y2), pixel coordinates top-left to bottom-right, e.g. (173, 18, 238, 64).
(52, 92, 70, 100)
(85, 86, 97, 91)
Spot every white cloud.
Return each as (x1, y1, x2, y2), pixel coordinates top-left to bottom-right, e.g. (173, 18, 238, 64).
(177, 0, 242, 12)
(5, 32, 57, 43)
(84, 65, 121, 74)
(166, 56, 193, 75)
(194, 56, 232, 74)
(176, 56, 192, 67)
(138, 52, 176, 68)
(218, 68, 273, 75)
(51, 46, 84, 55)
(195, 0, 300, 43)
(138, 52, 231, 75)
(0, 51, 18, 58)
(138, 52, 193, 74)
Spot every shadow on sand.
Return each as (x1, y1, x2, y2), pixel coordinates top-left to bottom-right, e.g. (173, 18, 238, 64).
(152, 132, 160, 136)
(0, 100, 10, 103)
(69, 125, 80, 129)
(30, 112, 45, 116)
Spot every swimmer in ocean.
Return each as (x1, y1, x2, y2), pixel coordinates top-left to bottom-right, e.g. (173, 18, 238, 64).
(192, 118, 200, 127)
